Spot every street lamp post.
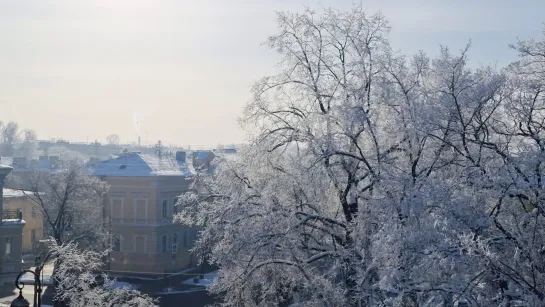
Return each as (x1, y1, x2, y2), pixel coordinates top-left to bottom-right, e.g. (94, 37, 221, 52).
(10, 267, 42, 307)
(12, 225, 75, 307)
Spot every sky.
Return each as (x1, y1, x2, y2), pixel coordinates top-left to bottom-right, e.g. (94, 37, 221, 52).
(1, 0, 544, 148)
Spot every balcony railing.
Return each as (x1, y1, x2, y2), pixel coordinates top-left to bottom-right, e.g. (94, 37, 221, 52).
(2, 209, 23, 220)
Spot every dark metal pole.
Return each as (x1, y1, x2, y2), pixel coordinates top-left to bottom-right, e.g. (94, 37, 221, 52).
(36, 267, 42, 307)
(12, 269, 42, 307)
(33, 276, 37, 307)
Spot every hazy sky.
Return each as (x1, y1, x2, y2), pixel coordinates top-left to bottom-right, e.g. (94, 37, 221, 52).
(1, 0, 544, 147)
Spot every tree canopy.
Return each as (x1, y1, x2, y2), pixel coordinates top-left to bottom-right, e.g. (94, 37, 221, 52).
(178, 8, 545, 307)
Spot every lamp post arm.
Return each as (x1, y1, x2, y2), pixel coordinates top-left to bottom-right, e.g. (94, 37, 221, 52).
(14, 268, 43, 307)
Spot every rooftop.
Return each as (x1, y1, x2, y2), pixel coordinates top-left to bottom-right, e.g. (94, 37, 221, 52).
(0, 163, 12, 170)
(0, 218, 26, 225)
(0, 156, 62, 172)
(3, 188, 31, 198)
(88, 152, 195, 177)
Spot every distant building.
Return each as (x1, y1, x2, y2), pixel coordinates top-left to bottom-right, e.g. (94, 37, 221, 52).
(3, 189, 44, 255)
(213, 147, 237, 154)
(0, 155, 65, 190)
(89, 151, 198, 275)
(0, 165, 25, 286)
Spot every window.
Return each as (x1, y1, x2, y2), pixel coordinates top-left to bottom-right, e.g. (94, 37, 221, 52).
(162, 200, 168, 218)
(112, 235, 121, 251)
(134, 199, 147, 222)
(31, 229, 36, 243)
(111, 198, 123, 220)
(161, 235, 167, 252)
(183, 231, 188, 248)
(134, 235, 146, 253)
(5, 238, 12, 256)
(173, 198, 178, 214)
(31, 207, 36, 217)
(172, 233, 178, 253)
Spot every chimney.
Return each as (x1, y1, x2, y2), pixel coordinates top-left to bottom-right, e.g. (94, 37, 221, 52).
(175, 151, 186, 163)
(138, 136, 141, 147)
(0, 165, 13, 221)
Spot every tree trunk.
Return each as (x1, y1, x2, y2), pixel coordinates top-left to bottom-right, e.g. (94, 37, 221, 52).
(343, 229, 360, 307)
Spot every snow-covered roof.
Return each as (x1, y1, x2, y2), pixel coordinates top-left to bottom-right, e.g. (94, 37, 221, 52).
(196, 151, 210, 160)
(2, 188, 31, 198)
(0, 164, 12, 176)
(0, 218, 26, 225)
(88, 152, 195, 177)
(0, 159, 13, 167)
(0, 156, 60, 172)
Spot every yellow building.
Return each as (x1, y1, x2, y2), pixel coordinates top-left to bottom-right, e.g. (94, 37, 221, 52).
(91, 151, 198, 275)
(0, 165, 25, 286)
(2, 188, 44, 255)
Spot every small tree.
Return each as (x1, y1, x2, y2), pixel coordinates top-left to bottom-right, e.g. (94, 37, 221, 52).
(25, 162, 110, 247)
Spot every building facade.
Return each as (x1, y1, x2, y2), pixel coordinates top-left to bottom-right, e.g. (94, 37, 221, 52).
(90, 151, 198, 275)
(0, 165, 25, 286)
(2, 189, 43, 255)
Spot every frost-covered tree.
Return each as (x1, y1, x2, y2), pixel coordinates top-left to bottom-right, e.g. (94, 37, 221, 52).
(50, 242, 156, 307)
(177, 8, 545, 307)
(25, 162, 110, 247)
(24, 164, 111, 305)
(448, 27, 545, 305)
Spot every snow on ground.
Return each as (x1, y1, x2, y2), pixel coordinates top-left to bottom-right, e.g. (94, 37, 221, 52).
(110, 281, 137, 290)
(107, 274, 158, 281)
(109, 267, 197, 281)
(181, 271, 217, 287)
(155, 287, 207, 295)
(19, 272, 53, 285)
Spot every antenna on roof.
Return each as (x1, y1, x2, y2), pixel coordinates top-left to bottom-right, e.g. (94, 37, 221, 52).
(122, 148, 129, 166)
(155, 140, 163, 158)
